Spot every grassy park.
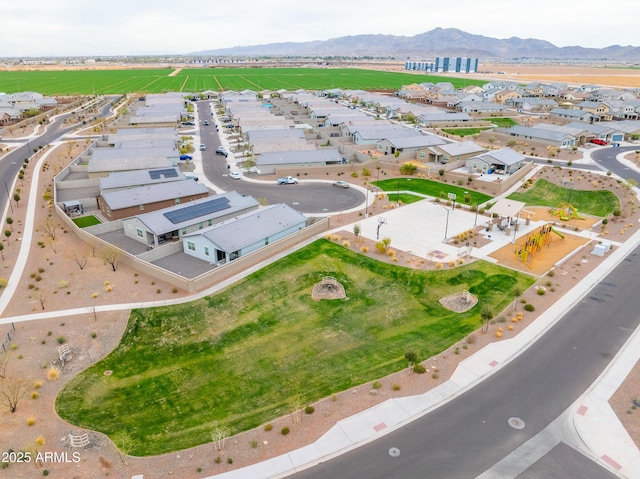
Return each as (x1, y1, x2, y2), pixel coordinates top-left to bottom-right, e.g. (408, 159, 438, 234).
(56, 239, 533, 456)
(72, 215, 101, 228)
(374, 177, 493, 206)
(508, 178, 620, 217)
(0, 68, 485, 95)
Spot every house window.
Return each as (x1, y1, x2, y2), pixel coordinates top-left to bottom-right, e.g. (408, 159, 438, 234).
(198, 222, 203, 230)
(208, 219, 213, 226)
(175, 198, 180, 205)
(181, 227, 187, 235)
(139, 205, 144, 211)
(187, 241, 195, 251)
(204, 246, 209, 256)
(136, 228, 143, 239)
(265, 237, 269, 245)
(419, 152, 426, 159)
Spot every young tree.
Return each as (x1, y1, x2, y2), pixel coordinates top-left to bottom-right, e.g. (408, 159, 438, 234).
(5, 217, 13, 231)
(404, 351, 418, 373)
(353, 223, 361, 241)
(102, 247, 121, 272)
(73, 249, 89, 270)
(512, 287, 523, 312)
(13, 193, 20, 207)
(112, 431, 137, 465)
(211, 423, 230, 452)
(481, 306, 494, 334)
(288, 394, 304, 424)
(0, 377, 28, 413)
(0, 243, 4, 260)
(42, 217, 60, 240)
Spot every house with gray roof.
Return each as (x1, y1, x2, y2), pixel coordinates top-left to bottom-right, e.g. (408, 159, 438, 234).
(351, 125, 418, 144)
(98, 167, 186, 192)
(98, 179, 209, 221)
(549, 108, 594, 122)
(505, 125, 576, 148)
(376, 134, 447, 156)
(122, 191, 260, 247)
(421, 140, 486, 164)
(466, 148, 527, 175)
(456, 102, 508, 113)
(417, 112, 472, 127)
(87, 147, 179, 178)
(182, 203, 307, 265)
(256, 149, 343, 174)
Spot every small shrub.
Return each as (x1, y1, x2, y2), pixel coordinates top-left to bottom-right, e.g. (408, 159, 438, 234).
(342, 240, 350, 248)
(372, 381, 382, 389)
(47, 367, 60, 381)
(57, 336, 66, 344)
(281, 426, 290, 435)
(537, 289, 545, 295)
(91, 332, 97, 339)
(43, 470, 49, 476)
(360, 246, 369, 253)
(250, 440, 258, 448)
(38, 267, 45, 273)
(33, 381, 42, 389)
(497, 316, 507, 323)
(214, 456, 222, 464)
(172, 287, 178, 293)
(413, 364, 426, 374)
(524, 303, 535, 312)
(547, 270, 555, 277)
(31, 391, 39, 400)
(264, 424, 273, 432)
(156, 289, 162, 294)
(227, 457, 233, 464)
(466, 335, 476, 344)
(35, 437, 45, 446)
(392, 384, 401, 391)
(305, 405, 315, 415)
(27, 417, 36, 426)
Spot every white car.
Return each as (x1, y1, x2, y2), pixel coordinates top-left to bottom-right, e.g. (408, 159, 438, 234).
(229, 171, 241, 180)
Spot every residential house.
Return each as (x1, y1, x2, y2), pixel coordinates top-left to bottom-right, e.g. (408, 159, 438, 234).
(494, 90, 522, 105)
(549, 108, 595, 123)
(376, 134, 447, 156)
(505, 125, 575, 149)
(256, 149, 344, 174)
(466, 148, 527, 175)
(182, 204, 307, 265)
(422, 140, 486, 164)
(122, 191, 260, 248)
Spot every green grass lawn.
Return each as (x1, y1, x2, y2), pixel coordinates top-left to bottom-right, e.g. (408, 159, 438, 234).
(387, 193, 425, 204)
(507, 178, 620, 217)
(374, 178, 493, 206)
(489, 117, 519, 128)
(441, 127, 491, 137)
(0, 68, 486, 95)
(56, 239, 533, 456)
(72, 215, 100, 228)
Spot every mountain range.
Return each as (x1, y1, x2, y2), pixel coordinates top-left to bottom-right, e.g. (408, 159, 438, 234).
(191, 27, 640, 61)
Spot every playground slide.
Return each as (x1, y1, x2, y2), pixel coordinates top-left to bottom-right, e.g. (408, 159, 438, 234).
(551, 228, 564, 239)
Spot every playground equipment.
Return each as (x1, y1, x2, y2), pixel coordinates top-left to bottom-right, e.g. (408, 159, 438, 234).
(514, 224, 564, 268)
(549, 202, 585, 221)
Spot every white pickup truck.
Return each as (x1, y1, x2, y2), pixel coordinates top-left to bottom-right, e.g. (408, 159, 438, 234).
(277, 176, 298, 185)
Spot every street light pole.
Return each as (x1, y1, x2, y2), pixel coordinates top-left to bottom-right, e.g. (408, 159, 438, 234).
(437, 203, 450, 241)
(365, 187, 369, 218)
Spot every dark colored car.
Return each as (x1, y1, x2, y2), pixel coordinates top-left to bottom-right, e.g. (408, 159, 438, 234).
(179, 154, 193, 161)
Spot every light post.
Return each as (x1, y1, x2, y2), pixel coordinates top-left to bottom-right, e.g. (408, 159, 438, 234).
(512, 212, 520, 244)
(474, 204, 479, 227)
(365, 187, 369, 218)
(567, 183, 574, 204)
(376, 217, 387, 240)
(437, 203, 450, 241)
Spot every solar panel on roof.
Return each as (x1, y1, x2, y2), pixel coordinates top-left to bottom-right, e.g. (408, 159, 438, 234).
(164, 197, 230, 224)
(149, 168, 178, 180)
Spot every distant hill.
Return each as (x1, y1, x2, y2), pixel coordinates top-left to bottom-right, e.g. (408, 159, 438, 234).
(191, 27, 640, 61)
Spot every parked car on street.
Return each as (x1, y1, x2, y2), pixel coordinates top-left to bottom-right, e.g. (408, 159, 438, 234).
(181, 121, 195, 126)
(590, 138, 608, 146)
(333, 181, 349, 188)
(203, 120, 209, 126)
(199, 144, 207, 151)
(229, 171, 241, 179)
(277, 176, 298, 185)
(215, 146, 227, 156)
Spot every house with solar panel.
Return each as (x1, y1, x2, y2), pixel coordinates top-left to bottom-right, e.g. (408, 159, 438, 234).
(182, 204, 307, 265)
(122, 191, 260, 247)
(97, 167, 209, 220)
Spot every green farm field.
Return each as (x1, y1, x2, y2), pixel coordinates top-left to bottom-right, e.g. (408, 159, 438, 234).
(0, 68, 486, 95)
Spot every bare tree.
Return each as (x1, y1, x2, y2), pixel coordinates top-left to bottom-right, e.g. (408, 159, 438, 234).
(102, 247, 121, 272)
(74, 250, 89, 270)
(46, 237, 58, 254)
(288, 394, 304, 424)
(211, 423, 230, 452)
(112, 431, 137, 465)
(0, 242, 4, 260)
(41, 217, 60, 241)
(38, 290, 48, 310)
(0, 377, 28, 413)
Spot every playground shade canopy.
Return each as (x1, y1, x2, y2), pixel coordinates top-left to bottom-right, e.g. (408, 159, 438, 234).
(487, 198, 526, 218)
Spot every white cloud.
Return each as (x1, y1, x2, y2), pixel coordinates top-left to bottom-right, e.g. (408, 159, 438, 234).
(0, 0, 637, 56)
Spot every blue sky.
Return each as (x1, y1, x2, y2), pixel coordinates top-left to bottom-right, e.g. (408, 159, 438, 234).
(0, 0, 638, 57)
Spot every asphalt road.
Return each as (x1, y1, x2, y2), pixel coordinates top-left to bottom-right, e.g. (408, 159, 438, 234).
(196, 101, 364, 214)
(292, 247, 640, 478)
(590, 145, 640, 184)
(0, 97, 117, 216)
